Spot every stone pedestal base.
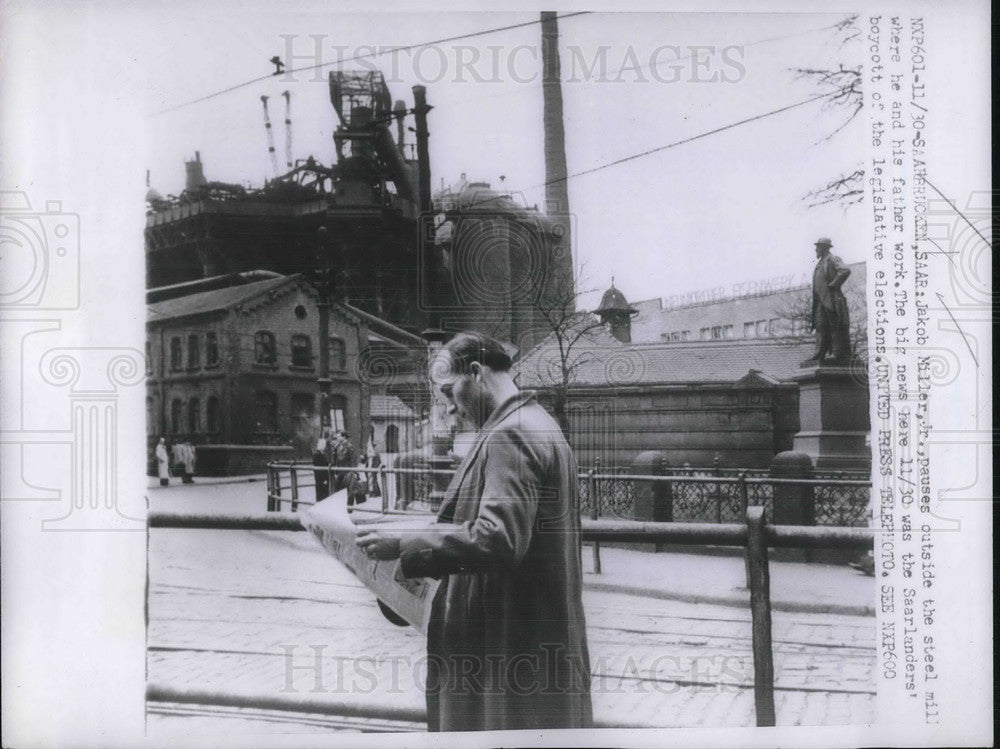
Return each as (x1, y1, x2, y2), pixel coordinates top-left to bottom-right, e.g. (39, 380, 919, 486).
(791, 365, 870, 472)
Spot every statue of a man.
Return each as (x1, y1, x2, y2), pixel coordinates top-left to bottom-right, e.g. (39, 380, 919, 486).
(802, 237, 852, 366)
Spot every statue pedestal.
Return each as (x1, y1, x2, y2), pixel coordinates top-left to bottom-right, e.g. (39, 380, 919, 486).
(791, 365, 870, 472)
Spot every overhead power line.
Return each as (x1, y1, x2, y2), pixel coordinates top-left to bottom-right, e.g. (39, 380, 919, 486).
(537, 90, 840, 189)
(153, 12, 592, 116)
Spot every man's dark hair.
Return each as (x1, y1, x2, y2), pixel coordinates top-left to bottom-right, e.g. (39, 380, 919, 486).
(443, 332, 513, 374)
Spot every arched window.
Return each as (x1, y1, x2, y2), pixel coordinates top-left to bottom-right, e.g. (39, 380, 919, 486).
(254, 391, 278, 433)
(170, 337, 182, 370)
(187, 334, 200, 369)
(170, 398, 183, 434)
(290, 393, 315, 450)
(207, 396, 221, 434)
(254, 331, 277, 365)
(291, 334, 313, 368)
(329, 337, 346, 371)
(384, 424, 400, 453)
(188, 398, 201, 433)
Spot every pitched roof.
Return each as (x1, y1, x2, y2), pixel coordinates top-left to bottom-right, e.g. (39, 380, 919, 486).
(369, 394, 417, 419)
(516, 336, 816, 388)
(146, 276, 293, 322)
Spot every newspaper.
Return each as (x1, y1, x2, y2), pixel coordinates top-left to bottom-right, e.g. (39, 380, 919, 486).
(302, 492, 440, 634)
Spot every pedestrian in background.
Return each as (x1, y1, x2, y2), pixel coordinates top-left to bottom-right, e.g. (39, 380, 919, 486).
(155, 437, 170, 486)
(182, 441, 196, 483)
(171, 440, 186, 483)
(313, 436, 330, 501)
(356, 331, 592, 731)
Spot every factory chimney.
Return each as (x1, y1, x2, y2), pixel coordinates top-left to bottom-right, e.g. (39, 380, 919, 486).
(541, 11, 574, 310)
(184, 151, 207, 191)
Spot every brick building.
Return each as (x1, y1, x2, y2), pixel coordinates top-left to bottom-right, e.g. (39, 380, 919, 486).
(146, 275, 424, 474)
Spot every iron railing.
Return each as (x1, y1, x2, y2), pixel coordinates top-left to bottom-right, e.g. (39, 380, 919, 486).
(266, 461, 872, 527)
(147, 507, 874, 729)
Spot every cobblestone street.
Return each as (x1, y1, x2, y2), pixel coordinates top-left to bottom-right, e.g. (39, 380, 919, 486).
(146, 482, 875, 736)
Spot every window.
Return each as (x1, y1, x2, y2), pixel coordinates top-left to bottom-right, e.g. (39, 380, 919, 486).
(699, 327, 711, 341)
(170, 398, 183, 434)
(755, 320, 768, 338)
(254, 391, 278, 433)
(254, 331, 277, 366)
(206, 332, 219, 367)
(170, 337, 182, 371)
(384, 424, 400, 453)
(188, 398, 200, 433)
(680, 330, 690, 341)
(290, 393, 314, 437)
(329, 337, 347, 371)
(146, 396, 155, 433)
(710, 326, 724, 340)
(291, 335, 313, 368)
(206, 396, 221, 433)
(187, 334, 200, 369)
(768, 318, 780, 337)
(743, 322, 756, 339)
(329, 394, 346, 432)
(723, 324, 734, 339)
(145, 341, 152, 375)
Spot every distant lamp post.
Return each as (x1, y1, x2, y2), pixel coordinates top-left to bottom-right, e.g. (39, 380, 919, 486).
(308, 225, 341, 434)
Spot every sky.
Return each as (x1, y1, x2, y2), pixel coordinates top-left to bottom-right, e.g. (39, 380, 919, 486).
(2, 5, 865, 316)
(129, 8, 867, 311)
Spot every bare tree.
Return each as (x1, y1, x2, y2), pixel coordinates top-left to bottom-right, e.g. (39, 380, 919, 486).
(793, 15, 864, 209)
(516, 270, 607, 439)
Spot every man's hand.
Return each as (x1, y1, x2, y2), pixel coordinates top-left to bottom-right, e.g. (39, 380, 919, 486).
(355, 529, 402, 561)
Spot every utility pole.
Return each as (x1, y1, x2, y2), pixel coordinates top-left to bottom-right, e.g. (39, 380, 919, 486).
(310, 226, 340, 434)
(541, 11, 575, 312)
(413, 84, 450, 509)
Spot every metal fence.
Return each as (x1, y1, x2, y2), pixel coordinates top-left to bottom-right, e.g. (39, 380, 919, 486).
(148, 506, 875, 729)
(266, 461, 872, 528)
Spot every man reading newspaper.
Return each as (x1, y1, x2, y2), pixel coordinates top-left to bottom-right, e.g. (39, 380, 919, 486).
(355, 332, 592, 732)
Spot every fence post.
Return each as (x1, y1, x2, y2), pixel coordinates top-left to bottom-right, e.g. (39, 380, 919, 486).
(270, 466, 283, 512)
(739, 471, 751, 588)
(746, 506, 776, 727)
(290, 466, 299, 513)
(631, 451, 671, 551)
(589, 458, 601, 575)
(713, 453, 722, 523)
(770, 451, 816, 562)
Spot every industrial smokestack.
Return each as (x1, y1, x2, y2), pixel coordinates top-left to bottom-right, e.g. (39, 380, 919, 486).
(412, 86, 432, 215)
(184, 151, 207, 191)
(541, 11, 574, 310)
(393, 99, 407, 151)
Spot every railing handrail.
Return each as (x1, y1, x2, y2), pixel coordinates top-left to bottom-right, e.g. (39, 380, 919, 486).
(265, 461, 871, 488)
(147, 509, 873, 549)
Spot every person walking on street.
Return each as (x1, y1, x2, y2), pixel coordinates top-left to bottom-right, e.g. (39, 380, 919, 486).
(355, 332, 592, 731)
(155, 437, 170, 486)
(181, 441, 196, 483)
(171, 439, 186, 483)
(313, 436, 331, 501)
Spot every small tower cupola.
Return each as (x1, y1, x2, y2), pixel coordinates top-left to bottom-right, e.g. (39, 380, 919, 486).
(594, 279, 637, 343)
